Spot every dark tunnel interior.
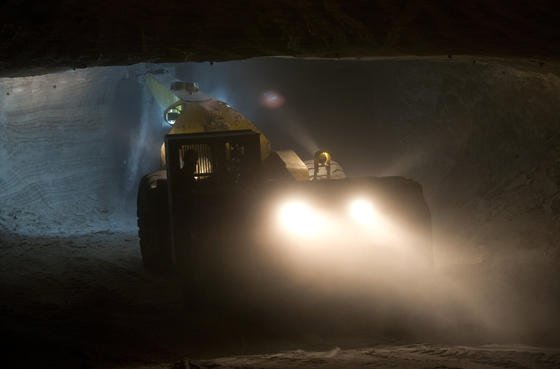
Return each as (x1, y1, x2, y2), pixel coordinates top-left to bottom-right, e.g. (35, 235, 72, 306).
(1, 56, 560, 368)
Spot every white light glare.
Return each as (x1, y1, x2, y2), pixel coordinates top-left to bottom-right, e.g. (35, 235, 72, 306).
(277, 200, 323, 238)
(164, 108, 180, 125)
(348, 198, 381, 226)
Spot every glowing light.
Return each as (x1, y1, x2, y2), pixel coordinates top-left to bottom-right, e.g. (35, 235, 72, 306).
(164, 107, 181, 125)
(276, 200, 323, 238)
(260, 90, 285, 109)
(347, 198, 381, 227)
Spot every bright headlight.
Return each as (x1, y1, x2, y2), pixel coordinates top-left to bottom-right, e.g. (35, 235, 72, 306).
(276, 200, 323, 238)
(164, 107, 181, 125)
(347, 198, 381, 226)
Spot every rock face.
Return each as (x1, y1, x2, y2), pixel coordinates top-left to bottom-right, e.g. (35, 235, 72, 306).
(0, 1, 558, 77)
(395, 61, 560, 265)
(0, 65, 165, 234)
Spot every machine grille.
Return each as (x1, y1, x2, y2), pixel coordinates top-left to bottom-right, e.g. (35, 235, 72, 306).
(179, 144, 213, 179)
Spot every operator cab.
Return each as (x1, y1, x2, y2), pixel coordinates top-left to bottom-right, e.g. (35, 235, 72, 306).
(165, 130, 262, 186)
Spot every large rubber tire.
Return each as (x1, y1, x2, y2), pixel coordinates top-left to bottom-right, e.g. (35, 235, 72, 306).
(137, 170, 172, 275)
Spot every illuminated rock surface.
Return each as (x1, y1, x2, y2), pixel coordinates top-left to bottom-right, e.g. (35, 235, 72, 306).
(0, 65, 164, 234)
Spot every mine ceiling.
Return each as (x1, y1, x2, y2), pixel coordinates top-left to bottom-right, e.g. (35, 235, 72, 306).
(1, 1, 558, 77)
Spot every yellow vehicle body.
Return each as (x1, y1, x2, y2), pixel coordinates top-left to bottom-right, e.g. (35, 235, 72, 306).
(147, 73, 271, 164)
(138, 72, 433, 291)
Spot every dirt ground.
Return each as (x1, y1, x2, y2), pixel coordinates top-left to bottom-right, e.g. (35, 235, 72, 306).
(145, 345, 560, 369)
(1, 231, 559, 369)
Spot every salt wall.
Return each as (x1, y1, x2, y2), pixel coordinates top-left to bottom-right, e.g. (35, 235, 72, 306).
(0, 65, 164, 234)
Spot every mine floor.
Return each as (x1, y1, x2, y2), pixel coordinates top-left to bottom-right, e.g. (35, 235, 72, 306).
(139, 344, 560, 369)
(1, 231, 559, 369)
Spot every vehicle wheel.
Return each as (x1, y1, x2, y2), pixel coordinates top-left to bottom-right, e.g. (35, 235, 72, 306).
(137, 170, 172, 275)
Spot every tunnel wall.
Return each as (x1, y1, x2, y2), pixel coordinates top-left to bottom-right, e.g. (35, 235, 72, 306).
(0, 65, 164, 235)
(360, 61, 560, 264)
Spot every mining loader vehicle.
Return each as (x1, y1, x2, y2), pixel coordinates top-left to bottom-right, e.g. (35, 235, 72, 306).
(137, 74, 433, 303)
